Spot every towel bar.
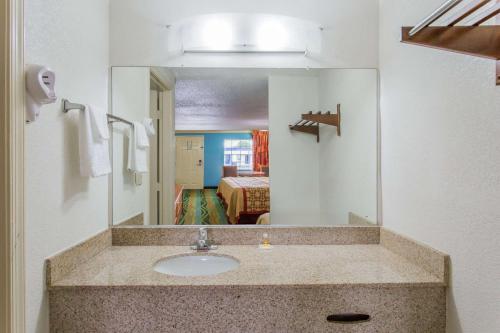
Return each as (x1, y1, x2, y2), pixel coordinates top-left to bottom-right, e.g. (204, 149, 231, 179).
(61, 98, 134, 126)
(62, 99, 85, 112)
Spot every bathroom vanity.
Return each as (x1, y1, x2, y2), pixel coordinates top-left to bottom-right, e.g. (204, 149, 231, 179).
(47, 226, 448, 332)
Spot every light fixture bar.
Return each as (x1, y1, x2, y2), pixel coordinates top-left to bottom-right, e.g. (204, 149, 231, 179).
(182, 49, 307, 55)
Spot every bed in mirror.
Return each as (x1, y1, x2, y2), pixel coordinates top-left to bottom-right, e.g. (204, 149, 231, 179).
(111, 67, 378, 227)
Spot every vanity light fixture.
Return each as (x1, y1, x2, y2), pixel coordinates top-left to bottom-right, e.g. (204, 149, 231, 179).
(182, 48, 308, 55)
(256, 21, 289, 50)
(176, 14, 320, 55)
(202, 19, 233, 50)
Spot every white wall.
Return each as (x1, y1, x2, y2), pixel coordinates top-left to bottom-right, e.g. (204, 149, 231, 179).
(24, 0, 110, 332)
(379, 1, 500, 332)
(109, 0, 379, 68)
(268, 75, 320, 225)
(111, 67, 151, 225)
(318, 69, 378, 224)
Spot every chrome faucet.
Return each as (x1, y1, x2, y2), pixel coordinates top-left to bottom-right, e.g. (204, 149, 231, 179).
(191, 227, 217, 251)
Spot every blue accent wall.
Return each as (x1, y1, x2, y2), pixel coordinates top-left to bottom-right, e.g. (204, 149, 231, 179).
(176, 133, 252, 187)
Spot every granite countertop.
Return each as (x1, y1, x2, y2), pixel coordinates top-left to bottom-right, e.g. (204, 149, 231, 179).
(50, 245, 444, 288)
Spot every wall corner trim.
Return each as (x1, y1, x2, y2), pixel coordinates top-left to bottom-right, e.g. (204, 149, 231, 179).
(0, 0, 25, 331)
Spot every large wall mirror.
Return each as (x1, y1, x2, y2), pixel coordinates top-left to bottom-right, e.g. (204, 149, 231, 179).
(111, 67, 379, 227)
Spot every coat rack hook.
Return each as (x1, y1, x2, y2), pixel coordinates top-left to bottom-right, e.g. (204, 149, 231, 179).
(288, 104, 341, 142)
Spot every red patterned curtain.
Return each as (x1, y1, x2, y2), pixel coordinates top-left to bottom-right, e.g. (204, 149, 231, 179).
(252, 130, 269, 171)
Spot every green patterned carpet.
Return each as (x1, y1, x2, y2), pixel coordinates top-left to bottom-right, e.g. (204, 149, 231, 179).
(178, 189, 228, 225)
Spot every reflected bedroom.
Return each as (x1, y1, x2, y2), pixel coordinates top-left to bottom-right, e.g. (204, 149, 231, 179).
(174, 69, 270, 225)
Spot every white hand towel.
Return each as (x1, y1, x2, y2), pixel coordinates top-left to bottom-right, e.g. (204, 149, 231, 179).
(127, 124, 148, 173)
(143, 118, 156, 136)
(134, 121, 149, 149)
(89, 106, 110, 141)
(78, 105, 111, 177)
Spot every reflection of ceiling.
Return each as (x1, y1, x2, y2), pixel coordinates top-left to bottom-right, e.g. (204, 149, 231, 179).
(174, 69, 270, 131)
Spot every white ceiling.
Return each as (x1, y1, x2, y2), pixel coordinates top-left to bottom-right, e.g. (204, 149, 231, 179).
(173, 68, 269, 131)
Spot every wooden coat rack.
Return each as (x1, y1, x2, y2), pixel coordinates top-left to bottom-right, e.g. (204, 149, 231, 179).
(289, 104, 341, 143)
(401, 0, 500, 85)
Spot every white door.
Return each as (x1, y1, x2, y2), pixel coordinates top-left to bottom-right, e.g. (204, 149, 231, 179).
(175, 136, 204, 189)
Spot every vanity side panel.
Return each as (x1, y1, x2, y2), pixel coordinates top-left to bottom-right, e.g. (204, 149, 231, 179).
(45, 229, 111, 285)
(380, 227, 449, 283)
(49, 286, 445, 333)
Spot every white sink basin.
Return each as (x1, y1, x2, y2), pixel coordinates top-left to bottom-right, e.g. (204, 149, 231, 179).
(154, 254, 240, 277)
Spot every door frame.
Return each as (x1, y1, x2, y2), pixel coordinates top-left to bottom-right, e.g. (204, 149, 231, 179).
(149, 73, 169, 225)
(1, 0, 26, 331)
(150, 69, 176, 224)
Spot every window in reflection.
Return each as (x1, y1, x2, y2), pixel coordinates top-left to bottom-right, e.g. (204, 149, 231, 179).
(224, 139, 253, 171)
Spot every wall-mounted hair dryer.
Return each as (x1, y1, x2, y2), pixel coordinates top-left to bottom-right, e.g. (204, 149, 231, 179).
(25, 65, 57, 123)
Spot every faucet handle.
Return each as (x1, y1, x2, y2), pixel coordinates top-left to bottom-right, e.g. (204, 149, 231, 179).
(191, 228, 218, 251)
(198, 227, 208, 239)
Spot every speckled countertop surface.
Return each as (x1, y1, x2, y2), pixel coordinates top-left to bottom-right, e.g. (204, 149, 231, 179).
(50, 245, 444, 288)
